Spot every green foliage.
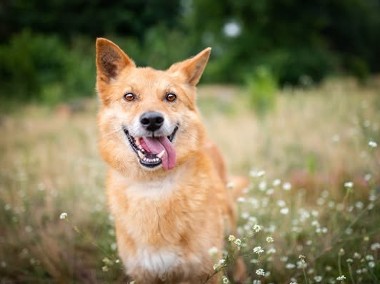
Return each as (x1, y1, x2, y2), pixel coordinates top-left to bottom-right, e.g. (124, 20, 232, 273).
(1, 0, 380, 106)
(245, 67, 278, 117)
(0, 31, 95, 108)
(261, 47, 337, 86)
(0, 30, 67, 102)
(114, 25, 193, 70)
(0, 0, 181, 41)
(188, 0, 380, 84)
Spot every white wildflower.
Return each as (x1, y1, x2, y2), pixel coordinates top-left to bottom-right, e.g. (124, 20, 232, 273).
(286, 263, 296, 269)
(110, 243, 117, 251)
(280, 207, 289, 215)
(365, 174, 372, 182)
(311, 210, 319, 217)
(234, 238, 242, 247)
(297, 260, 307, 269)
(213, 258, 226, 271)
(336, 275, 346, 281)
(345, 228, 353, 235)
(237, 197, 246, 203)
(266, 188, 274, 195)
(344, 181, 353, 188)
(311, 220, 320, 227)
(267, 247, 276, 254)
(228, 235, 236, 242)
(332, 134, 340, 142)
(222, 276, 229, 284)
(283, 182, 292, 190)
(250, 169, 266, 178)
(314, 275, 323, 282)
(266, 236, 274, 243)
(355, 201, 364, 209)
(368, 140, 378, 148)
(241, 212, 250, 219)
(252, 224, 261, 232)
(368, 261, 375, 268)
(253, 246, 264, 254)
(208, 246, 218, 256)
(273, 179, 281, 186)
(59, 212, 68, 220)
(280, 256, 288, 262)
(371, 243, 380, 250)
(353, 252, 361, 259)
(256, 268, 265, 276)
(259, 181, 267, 191)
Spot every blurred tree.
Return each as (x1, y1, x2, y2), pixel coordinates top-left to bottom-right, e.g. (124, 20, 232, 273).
(0, 0, 181, 42)
(1, 0, 380, 107)
(187, 0, 380, 84)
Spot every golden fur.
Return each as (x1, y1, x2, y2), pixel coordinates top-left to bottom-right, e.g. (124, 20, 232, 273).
(95, 38, 247, 283)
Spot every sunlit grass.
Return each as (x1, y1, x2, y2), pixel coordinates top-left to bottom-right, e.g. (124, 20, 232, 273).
(0, 78, 379, 283)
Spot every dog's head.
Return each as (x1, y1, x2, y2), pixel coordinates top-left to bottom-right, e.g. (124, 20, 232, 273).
(96, 38, 210, 175)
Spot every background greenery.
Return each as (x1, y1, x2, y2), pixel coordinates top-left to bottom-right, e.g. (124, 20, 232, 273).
(0, 0, 380, 106)
(0, 1, 379, 283)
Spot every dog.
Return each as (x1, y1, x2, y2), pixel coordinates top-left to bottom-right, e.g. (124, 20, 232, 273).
(95, 38, 247, 283)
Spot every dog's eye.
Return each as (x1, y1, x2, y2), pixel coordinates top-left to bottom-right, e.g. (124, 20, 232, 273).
(124, 92, 136, 101)
(165, 93, 177, 102)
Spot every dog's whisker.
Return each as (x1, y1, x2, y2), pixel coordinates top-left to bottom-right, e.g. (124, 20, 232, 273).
(101, 127, 124, 137)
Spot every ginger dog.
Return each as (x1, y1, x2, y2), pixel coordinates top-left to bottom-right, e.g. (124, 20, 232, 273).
(96, 38, 247, 283)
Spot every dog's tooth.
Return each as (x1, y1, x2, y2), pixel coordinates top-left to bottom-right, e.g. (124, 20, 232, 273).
(157, 150, 165, 158)
(138, 151, 145, 159)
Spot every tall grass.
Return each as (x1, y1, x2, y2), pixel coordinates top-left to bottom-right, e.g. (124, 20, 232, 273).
(0, 78, 379, 283)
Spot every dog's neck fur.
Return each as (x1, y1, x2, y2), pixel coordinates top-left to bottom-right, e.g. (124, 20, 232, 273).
(109, 150, 203, 199)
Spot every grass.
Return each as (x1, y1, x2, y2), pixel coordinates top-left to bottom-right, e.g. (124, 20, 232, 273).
(0, 78, 379, 283)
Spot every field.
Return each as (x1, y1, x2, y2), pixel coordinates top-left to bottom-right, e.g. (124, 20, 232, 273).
(0, 79, 379, 283)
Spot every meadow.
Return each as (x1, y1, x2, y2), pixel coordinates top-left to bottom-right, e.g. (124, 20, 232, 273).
(0, 78, 379, 283)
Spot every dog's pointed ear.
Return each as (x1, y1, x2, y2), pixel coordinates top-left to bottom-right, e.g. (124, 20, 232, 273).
(168, 48, 211, 86)
(96, 38, 135, 83)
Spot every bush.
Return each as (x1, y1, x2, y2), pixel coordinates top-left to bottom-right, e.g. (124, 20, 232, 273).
(0, 30, 68, 103)
(245, 66, 278, 117)
(261, 47, 337, 86)
(0, 31, 96, 108)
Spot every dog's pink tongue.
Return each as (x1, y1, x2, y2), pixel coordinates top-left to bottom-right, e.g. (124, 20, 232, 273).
(142, 137, 176, 170)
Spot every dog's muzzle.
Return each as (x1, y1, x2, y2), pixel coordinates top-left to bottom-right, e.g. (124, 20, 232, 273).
(123, 126, 178, 170)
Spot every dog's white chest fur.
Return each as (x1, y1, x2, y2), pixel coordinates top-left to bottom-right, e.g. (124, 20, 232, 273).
(126, 248, 179, 275)
(123, 167, 183, 199)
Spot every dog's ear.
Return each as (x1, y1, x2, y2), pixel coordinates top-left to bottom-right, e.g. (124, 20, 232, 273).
(96, 38, 135, 83)
(168, 48, 211, 86)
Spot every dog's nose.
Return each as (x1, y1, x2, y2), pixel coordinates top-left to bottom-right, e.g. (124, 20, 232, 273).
(140, 111, 164, 132)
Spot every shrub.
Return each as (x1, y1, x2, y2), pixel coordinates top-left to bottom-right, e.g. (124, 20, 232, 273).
(0, 30, 68, 103)
(245, 66, 278, 117)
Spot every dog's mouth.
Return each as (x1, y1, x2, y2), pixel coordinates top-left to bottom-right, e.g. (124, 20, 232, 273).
(123, 126, 178, 170)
